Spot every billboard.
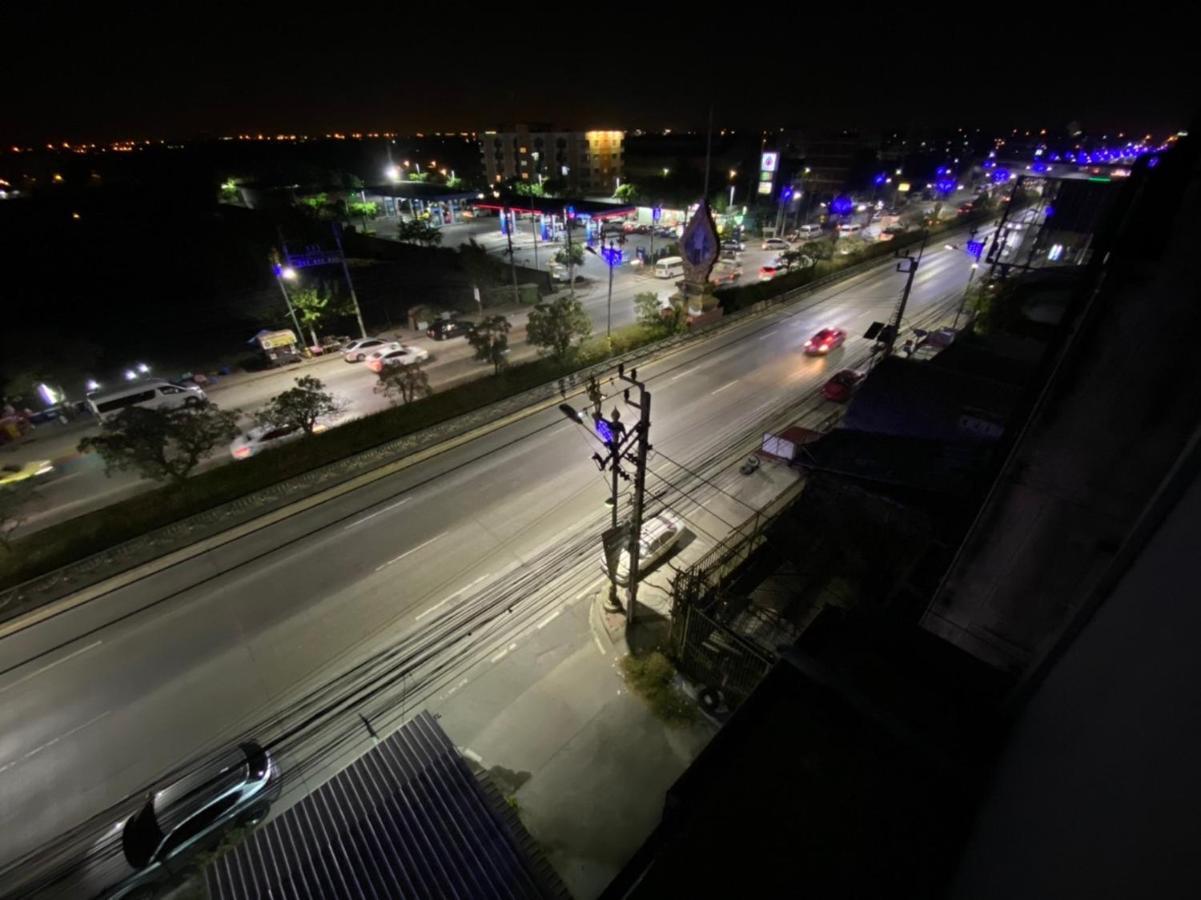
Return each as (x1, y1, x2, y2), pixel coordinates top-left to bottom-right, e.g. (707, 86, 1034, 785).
(760, 152, 779, 173)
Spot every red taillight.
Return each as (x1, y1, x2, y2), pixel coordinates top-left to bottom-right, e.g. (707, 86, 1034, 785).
(233, 446, 251, 459)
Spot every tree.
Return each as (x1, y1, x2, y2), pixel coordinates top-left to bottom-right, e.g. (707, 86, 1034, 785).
(554, 242, 584, 269)
(79, 402, 239, 483)
(806, 236, 837, 261)
(459, 239, 500, 299)
(467, 315, 511, 374)
(781, 249, 815, 269)
(347, 199, 379, 231)
(634, 292, 669, 329)
(614, 183, 641, 204)
(257, 375, 338, 435)
(0, 482, 36, 552)
(374, 362, 432, 405)
(527, 295, 591, 360)
(396, 219, 443, 246)
(407, 171, 430, 183)
(289, 287, 340, 346)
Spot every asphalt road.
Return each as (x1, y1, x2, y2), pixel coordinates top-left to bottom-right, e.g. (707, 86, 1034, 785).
(0, 233, 985, 895)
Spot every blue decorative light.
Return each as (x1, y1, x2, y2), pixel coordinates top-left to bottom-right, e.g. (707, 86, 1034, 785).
(652, 206, 661, 222)
(1043, 205, 1054, 218)
(991, 168, 1010, 183)
(983, 159, 996, 169)
(966, 239, 985, 260)
(1032, 161, 1048, 173)
(1148, 155, 1160, 168)
(595, 418, 614, 444)
(873, 172, 887, 186)
(601, 245, 623, 266)
(566, 205, 576, 219)
(935, 177, 956, 194)
(830, 195, 853, 215)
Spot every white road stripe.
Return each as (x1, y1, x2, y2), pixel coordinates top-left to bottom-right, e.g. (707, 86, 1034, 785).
(669, 366, 699, 382)
(415, 573, 490, 621)
(710, 380, 738, 396)
(757, 331, 777, 340)
(0, 711, 111, 774)
(0, 640, 103, 696)
(536, 609, 561, 630)
(344, 497, 410, 529)
(375, 532, 447, 572)
(593, 631, 608, 656)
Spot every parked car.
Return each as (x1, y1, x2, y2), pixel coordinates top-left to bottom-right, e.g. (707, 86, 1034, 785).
(822, 369, 866, 402)
(229, 422, 317, 460)
(803, 327, 847, 355)
(107, 742, 279, 899)
(426, 319, 473, 341)
(762, 237, 791, 252)
(0, 459, 54, 485)
(343, 337, 391, 363)
(366, 345, 430, 372)
(601, 514, 683, 586)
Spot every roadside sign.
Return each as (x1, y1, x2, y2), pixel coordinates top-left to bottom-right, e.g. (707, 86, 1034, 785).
(863, 321, 887, 340)
(652, 206, 661, 222)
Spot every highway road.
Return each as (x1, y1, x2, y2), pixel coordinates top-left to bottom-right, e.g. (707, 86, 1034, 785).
(0, 233, 983, 896)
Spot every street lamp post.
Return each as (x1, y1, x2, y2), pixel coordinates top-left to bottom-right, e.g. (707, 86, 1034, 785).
(274, 263, 304, 344)
(953, 262, 979, 330)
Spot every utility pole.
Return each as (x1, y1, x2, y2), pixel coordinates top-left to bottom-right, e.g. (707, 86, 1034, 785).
(560, 363, 653, 627)
(330, 222, 368, 339)
(884, 233, 927, 357)
(620, 364, 652, 630)
(953, 262, 979, 330)
(564, 206, 577, 298)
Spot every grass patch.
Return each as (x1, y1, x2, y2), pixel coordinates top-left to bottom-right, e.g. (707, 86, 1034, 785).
(620, 650, 699, 727)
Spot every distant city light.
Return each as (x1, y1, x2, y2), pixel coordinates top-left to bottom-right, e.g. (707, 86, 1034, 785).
(137, 362, 150, 373)
(86, 379, 101, 392)
(386, 165, 400, 181)
(124, 369, 137, 381)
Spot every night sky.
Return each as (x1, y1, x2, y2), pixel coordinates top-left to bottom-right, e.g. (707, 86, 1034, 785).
(3, 7, 1199, 144)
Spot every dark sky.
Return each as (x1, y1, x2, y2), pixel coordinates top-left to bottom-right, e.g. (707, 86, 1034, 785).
(4, 6, 1198, 145)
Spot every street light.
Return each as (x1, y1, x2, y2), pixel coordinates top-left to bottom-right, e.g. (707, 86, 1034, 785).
(136, 362, 150, 374)
(386, 164, 400, 181)
(85, 379, 100, 392)
(281, 266, 297, 281)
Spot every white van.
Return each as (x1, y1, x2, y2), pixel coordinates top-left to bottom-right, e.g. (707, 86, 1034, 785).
(837, 223, 863, 236)
(88, 380, 207, 422)
(797, 224, 823, 240)
(654, 256, 685, 279)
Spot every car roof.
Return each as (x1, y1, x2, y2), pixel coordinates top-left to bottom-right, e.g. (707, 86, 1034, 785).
(151, 746, 249, 832)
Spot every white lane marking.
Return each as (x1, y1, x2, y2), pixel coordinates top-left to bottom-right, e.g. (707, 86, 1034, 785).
(669, 366, 699, 382)
(461, 747, 484, 765)
(710, 380, 738, 396)
(344, 497, 410, 529)
(593, 631, 608, 656)
(375, 532, 447, 572)
(415, 574, 490, 622)
(0, 640, 103, 696)
(0, 710, 111, 774)
(536, 609, 561, 630)
(490, 643, 517, 664)
(757, 331, 777, 341)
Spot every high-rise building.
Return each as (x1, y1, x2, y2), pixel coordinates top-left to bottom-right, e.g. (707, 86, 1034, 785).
(479, 126, 624, 195)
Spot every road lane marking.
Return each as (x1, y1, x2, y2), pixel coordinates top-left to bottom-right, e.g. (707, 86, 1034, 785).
(375, 532, 447, 572)
(536, 609, 561, 630)
(343, 497, 410, 529)
(669, 366, 699, 382)
(0, 710, 111, 774)
(711, 380, 738, 396)
(490, 643, 518, 664)
(593, 631, 608, 656)
(757, 331, 777, 341)
(0, 640, 103, 696)
(415, 574, 489, 622)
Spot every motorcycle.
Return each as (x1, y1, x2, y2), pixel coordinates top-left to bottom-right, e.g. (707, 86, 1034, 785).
(739, 454, 761, 476)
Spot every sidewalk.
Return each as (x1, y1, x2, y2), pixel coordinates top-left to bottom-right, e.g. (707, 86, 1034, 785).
(435, 590, 714, 900)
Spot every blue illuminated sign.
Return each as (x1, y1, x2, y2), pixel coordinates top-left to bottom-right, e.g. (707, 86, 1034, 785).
(652, 206, 661, 222)
(595, 418, 614, 444)
(966, 240, 985, 260)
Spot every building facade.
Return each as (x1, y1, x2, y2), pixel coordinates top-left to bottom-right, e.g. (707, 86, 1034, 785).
(480, 126, 624, 196)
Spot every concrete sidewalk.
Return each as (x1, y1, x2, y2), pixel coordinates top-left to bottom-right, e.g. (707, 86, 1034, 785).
(435, 591, 714, 900)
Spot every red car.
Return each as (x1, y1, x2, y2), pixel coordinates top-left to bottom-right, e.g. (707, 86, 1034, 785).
(804, 327, 847, 355)
(822, 369, 865, 402)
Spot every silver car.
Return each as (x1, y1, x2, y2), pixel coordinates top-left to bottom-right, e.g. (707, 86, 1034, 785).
(601, 514, 683, 586)
(105, 742, 279, 898)
(343, 337, 391, 362)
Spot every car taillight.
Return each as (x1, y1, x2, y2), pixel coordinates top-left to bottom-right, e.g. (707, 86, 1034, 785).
(233, 446, 252, 459)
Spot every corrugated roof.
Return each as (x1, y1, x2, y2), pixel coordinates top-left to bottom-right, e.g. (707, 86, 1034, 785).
(205, 711, 568, 900)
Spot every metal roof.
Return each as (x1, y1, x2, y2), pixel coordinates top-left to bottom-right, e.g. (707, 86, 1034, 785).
(205, 711, 568, 900)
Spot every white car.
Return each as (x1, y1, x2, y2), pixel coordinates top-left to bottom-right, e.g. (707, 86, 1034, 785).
(343, 337, 392, 362)
(761, 237, 791, 252)
(601, 514, 683, 586)
(229, 423, 306, 459)
(366, 344, 430, 372)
